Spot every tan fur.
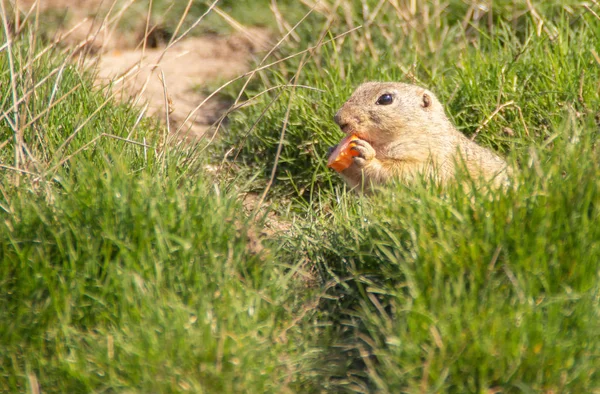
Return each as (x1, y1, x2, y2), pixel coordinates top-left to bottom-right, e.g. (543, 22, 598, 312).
(331, 82, 510, 191)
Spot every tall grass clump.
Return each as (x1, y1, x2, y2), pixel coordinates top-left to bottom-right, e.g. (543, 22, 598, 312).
(282, 114, 599, 392)
(0, 7, 319, 393)
(1, 165, 319, 393)
(211, 0, 600, 391)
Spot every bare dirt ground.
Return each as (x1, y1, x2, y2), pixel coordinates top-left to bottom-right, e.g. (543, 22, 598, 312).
(18, 0, 271, 137)
(95, 30, 269, 137)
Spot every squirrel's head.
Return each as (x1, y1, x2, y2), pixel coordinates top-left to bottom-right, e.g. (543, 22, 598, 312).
(334, 82, 449, 146)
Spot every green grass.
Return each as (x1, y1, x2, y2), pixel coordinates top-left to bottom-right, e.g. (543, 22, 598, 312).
(0, 23, 316, 394)
(145, 0, 306, 35)
(2, 1, 600, 393)
(1, 166, 322, 392)
(282, 117, 600, 391)
(217, 1, 600, 391)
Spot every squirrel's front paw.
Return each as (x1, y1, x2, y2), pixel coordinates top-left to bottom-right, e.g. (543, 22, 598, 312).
(350, 139, 376, 167)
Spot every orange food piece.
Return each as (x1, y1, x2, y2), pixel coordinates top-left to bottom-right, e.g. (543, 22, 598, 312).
(327, 134, 360, 172)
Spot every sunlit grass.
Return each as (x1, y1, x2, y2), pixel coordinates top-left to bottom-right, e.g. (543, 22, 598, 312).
(1, 0, 599, 392)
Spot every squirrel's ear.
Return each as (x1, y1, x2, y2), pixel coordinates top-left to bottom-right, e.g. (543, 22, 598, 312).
(422, 93, 431, 108)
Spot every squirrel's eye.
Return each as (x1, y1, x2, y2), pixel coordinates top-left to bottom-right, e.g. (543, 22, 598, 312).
(376, 93, 393, 105)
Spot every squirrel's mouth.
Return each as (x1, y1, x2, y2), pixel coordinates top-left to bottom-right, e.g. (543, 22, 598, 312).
(347, 129, 369, 142)
(340, 124, 365, 139)
(337, 122, 371, 143)
(338, 122, 353, 134)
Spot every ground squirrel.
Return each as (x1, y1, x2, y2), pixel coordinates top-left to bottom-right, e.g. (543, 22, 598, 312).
(329, 82, 510, 191)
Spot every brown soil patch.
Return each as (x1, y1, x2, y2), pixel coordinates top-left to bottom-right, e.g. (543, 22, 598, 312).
(95, 30, 269, 137)
(18, 0, 271, 138)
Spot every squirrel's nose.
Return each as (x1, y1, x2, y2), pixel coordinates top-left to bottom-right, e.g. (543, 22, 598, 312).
(334, 108, 355, 133)
(334, 111, 351, 132)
